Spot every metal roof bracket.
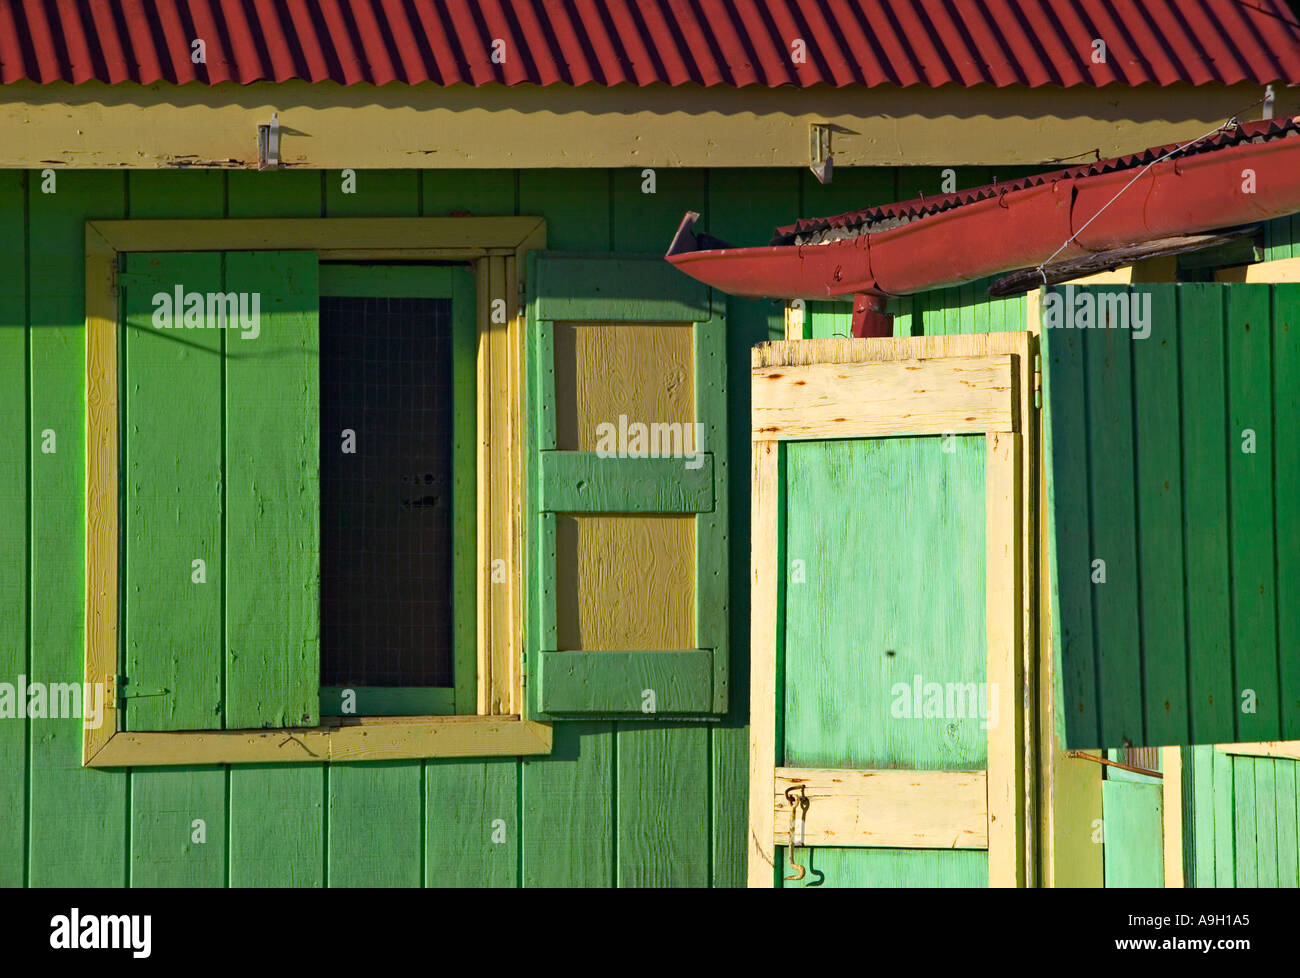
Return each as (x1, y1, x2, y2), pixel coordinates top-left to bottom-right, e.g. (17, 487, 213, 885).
(810, 123, 833, 185)
(258, 112, 281, 170)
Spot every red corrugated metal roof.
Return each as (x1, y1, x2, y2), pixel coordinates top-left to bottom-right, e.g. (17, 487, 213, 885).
(1, 0, 1298, 88)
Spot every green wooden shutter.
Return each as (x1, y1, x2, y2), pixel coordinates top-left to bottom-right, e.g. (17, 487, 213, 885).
(526, 253, 727, 717)
(1044, 282, 1300, 749)
(121, 250, 320, 730)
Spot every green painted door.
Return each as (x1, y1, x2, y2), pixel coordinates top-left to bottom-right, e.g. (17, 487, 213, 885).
(781, 435, 990, 887)
(750, 334, 1030, 888)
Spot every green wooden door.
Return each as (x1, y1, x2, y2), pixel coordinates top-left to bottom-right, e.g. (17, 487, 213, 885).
(1044, 283, 1300, 748)
(749, 334, 1031, 888)
(119, 251, 320, 730)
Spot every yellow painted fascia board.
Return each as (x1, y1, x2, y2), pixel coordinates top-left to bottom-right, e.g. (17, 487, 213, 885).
(3, 80, 1290, 169)
(84, 216, 546, 766)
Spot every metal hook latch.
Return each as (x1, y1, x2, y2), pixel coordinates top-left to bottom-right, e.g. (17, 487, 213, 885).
(783, 785, 811, 881)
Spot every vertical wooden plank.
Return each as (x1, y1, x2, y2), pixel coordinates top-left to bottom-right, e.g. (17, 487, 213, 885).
(1191, 746, 1217, 886)
(224, 250, 320, 729)
(695, 315, 729, 712)
(1233, 757, 1256, 887)
(1275, 285, 1300, 740)
(122, 171, 230, 889)
(327, 761, 422, 887)
(1277, 755, 1300, 888)
(129, 767, 226, 887)
(747, 439, 779, 888)
(987, 431, 1024, 887)
(710, 721, 748, 888)
(1043, 307, 1100, 747)
(224, 173, 325, 881)
(519, 170, 610, 251)
(324, 169, 418, 215)
(226, 170, 321, 219)
(485, 255, 513, 714)
(507, 250, 525, 718)
(1133, 285, 1189, 744)
(611, 166, 706, 253)
(1162, 746, 1184, 887)
(0, 169, 27, 887)
(1213, 747, 1235, 887)
(710, 169, 799, 886)
(1180, 285, 1235, 744)
(799, 166, 895, 225)
(426, 758, 519, 887)
(451, 268, 477, 715)
(477, 257, 494, 714)
(608, 171, 720, 883)
(126, 169, 225, 220)
(324, 167, 418, 220)
(1226, 285, 1278, 742)
(616, 725, 709, 886)
(1085, 292, 1143, 747)
(1253, 757, 1279, 886)
(521, 722, 614, 887)
(1102, 780, 1164, 887)
(696, 313, 738, 879)
(228, 764, 323, 886)
(422, 169, 516, 216)
(122, 252, 224, 730)
(1035, 295, 1104, 888)
(29, 171, 127, 887)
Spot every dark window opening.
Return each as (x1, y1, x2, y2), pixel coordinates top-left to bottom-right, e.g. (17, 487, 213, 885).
(319, 296, 454, 687)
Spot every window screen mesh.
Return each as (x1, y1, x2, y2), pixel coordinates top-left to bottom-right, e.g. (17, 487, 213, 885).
(319, 296, 454, 687)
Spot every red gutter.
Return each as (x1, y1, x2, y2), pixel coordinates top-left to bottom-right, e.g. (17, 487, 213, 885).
(666, 117, 1300, 334)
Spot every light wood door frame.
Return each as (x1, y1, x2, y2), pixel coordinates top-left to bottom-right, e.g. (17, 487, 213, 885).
(749, 334, 1035, 887)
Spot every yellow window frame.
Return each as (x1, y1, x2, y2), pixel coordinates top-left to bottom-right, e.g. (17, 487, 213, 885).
(83, 217, 551, 767)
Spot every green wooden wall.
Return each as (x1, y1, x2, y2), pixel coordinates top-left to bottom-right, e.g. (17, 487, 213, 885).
(2, 165, 1297, 888)
(1045, 283, 1300, 750)
(1182, 747, 1300, 887)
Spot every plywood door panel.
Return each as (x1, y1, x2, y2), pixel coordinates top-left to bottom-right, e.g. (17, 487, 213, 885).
(783, 436, 988, 771)
(552, 322, 695, 452)
(555, 514, 695, 651)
